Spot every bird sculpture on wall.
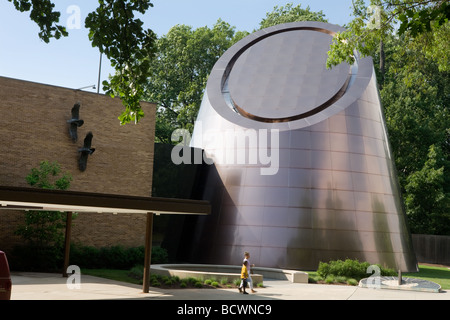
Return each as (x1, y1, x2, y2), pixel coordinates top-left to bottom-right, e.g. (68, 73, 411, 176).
(67, 102, 84, 142)
(78, 131, 95, 172)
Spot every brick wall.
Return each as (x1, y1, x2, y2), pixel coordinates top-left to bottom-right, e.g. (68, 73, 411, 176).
(0, 76, 156, 252)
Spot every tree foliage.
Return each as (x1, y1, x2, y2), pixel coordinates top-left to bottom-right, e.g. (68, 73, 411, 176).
(85, 0, 157, 124)
(7, 0, 68, 42)
(258, 2, 327, 29)
(368, 18, 450, 234)
(405, 145, 450, 234)
(7, 1, 449, 235)
(16, 161, 72, 247)
(326, 0, 450, 70)
(381, 38, 449, 234)
(25, 160, 72, 190)
(144, 20, 247, 143)
(7, 0, 156, 124)
(145, 4, 329, 143)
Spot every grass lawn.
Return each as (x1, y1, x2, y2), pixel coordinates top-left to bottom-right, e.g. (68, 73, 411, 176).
(82, 268, 142, 285)
(307, 264, 450, 290)
(404, 265, 450, 290)
(82, 264, 450, 290)
(81, 268, 250, 289)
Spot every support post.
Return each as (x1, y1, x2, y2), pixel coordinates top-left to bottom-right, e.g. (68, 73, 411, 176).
(398, 269, 402, 286)
(143, 212, 154, 293)
(97, 52, 102, 94)
(63, 212, 73, 277)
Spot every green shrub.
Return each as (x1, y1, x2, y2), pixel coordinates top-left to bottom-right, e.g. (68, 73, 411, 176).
(325, 275, 335, 284)
(99, 245, 129, 269)
(10, 244, 63, 272)
(308, 274, 323, 283)
(194, 281, 203, 288)
(347, 278, 359, 286)
(152, 246, 169, 264)
(317, 259, 370, 278)
(151, 279, 161, 286)
(187, 277, 200, 284)
(380, 266, 397, 277)
(150, 274, 161, 281)
(335, 276, 347, 283)
(211, 281, 219, 287)
(10, 161, 73, 272)
(70, 245, 102, 268)
(128, 265, 144, 280)
(69, 244, 169, 269)
(317, 259, 397, 281)
(204, 279, 212, 285)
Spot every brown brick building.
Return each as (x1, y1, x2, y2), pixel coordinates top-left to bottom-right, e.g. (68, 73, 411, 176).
(0, 76, 156, 252)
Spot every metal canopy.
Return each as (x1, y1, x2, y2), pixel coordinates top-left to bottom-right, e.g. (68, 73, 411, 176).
(0, 185, 210, 293)
(0, 186, 210, 216)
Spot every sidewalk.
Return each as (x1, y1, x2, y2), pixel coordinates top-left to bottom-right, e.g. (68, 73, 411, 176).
(10, 272, 450, 300)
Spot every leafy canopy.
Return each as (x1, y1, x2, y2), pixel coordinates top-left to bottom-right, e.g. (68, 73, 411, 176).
(85, 0, 157, 124)
(7, 0, 156, 124)
(25, 160, 72, 190)
(7, 0, 68, 42)
(326, 0, 450, 69)
(405, 145, 450, 235)
(378, 32, 450, 234)
(258, 2, 327, 29)
(146, 3, 329, 143)
(16, 161, 73, 247)
(144, 20, 247, 143)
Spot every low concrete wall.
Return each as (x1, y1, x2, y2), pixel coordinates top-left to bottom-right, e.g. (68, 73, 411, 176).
(252, 266, 308, 283)
(150, 264, 309, 284)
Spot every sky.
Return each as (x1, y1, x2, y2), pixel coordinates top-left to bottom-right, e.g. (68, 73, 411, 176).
(0, 1, 356, 93)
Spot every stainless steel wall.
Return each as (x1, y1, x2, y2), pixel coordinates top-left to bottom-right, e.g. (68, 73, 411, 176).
(188, 22, 417, 271)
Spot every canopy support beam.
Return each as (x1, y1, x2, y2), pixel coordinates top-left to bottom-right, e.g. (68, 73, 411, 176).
(62, 212, 73, 277)
(143, 212, 154, 293)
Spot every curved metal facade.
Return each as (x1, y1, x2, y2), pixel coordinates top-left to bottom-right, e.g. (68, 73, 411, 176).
(189, 22, 417, 271)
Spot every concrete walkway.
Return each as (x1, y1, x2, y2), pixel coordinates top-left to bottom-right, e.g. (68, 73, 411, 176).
(10, 272, 450, 300)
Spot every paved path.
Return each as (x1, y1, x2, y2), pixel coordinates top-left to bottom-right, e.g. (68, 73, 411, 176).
(10, 272, 450, 300)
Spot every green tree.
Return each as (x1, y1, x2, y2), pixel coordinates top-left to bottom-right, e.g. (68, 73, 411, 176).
(85, 0, 157, 124)
(144, 20, 247, 143)
(326, 0, 450, 70)
(26, 160, 72, 190)
(375, 26, 449, 234)
(380, 37, 449, 179)
(415, 21, 450, 72)
(145, 5, 329, 143)
(6, 0, 156, 124)
(258, 2, 327, 29)
(405, 145, 450, 235)
(323, 0, 449, 235)
(6, 0, 67, 42)
(15, 161, 72, 247)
